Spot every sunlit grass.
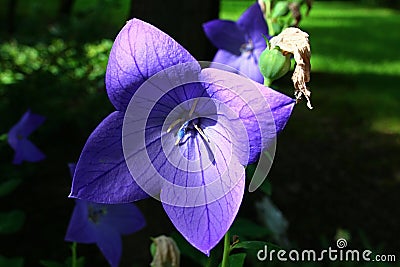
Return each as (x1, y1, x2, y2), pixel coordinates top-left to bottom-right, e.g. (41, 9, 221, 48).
(220, 0, 254, 20)
(221, 1, 400, 135)
(300, 2, 400, 75)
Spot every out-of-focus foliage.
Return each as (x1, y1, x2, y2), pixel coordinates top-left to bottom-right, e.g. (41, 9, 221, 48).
(0, 39, 112, 86)
(0, 255, 24, 267)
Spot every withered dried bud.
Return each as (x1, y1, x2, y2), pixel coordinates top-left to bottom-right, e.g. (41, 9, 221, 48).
(150, 235, 180, 267)
(270, 27, 313, 109)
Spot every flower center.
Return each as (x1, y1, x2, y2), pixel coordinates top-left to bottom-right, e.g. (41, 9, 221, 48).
(166, 99, 210, 146)
(88, 205, 107, 224)
(240, 39, 254, 54)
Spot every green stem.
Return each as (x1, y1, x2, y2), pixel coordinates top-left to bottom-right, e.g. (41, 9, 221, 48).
(71, 242, 77, 267)
(221, 231, 231, 267)
(264, 78, 273, 87)
(265, 0, 276, 36)
(205, 256, 212, 267)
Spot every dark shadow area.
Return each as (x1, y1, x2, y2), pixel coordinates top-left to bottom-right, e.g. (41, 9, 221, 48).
(266, 71, 400, 251)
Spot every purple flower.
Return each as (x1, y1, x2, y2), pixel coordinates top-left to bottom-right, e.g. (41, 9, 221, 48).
(65, 164, 145, 267)
(7, 110, 45, 164)
(69, 19, 294, 254)
(203, 3, 269, 83)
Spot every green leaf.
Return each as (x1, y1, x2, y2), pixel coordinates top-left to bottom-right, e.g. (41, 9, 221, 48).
(0, 133, 8, 141)
(41, 257, 85, 267)
(245, 154, 274, 194)
(40, 260, 64, 267)
(0, 255, 24, 267)
(0, 210, 25, 234)
(230, 253, 246, 267)
(219, 253, 246, 267)
(65, 256, 85, 267)
(259, 180, 272, 196)
(232, 241, 280, 251)
(0, 178, 22, 197)
(230, 218, 271, 239)
(272, 1, 289, 18)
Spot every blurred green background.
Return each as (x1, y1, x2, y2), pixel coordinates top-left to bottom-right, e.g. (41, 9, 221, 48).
(0, 0, 399, 266)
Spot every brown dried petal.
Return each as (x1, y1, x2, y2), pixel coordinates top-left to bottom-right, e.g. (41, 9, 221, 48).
(270, 27, 313, 109)
(151, 235, 180, 267)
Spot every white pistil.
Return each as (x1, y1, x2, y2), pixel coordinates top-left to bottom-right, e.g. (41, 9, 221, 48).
(193, 124, 210, 143)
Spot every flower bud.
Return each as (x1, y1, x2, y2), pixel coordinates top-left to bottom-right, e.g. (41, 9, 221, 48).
(150, 235, 180, 267)
(259, 45, 291, 87)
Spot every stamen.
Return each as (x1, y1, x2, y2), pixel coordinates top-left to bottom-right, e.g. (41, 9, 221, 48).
(189, 98, 199, 117)
(193, 124, 210, 143)
(170, 98, 203, 146)
(174, 138, 181, 146)
(240, 39, 254, 53)
(167, 118, 183, 133)
(175, 121, 189, 146)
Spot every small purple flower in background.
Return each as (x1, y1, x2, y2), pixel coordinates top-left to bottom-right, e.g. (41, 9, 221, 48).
(69, 19, 294, 254)
(65, 164, 145, 267)
(7, 110, 45, 164)
(203, 3, 269, 83)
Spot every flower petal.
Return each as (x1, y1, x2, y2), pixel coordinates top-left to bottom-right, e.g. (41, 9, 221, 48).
(101, 203, 146, 235)
(201, 68, 295, 164)
(8, 110, 45, 143)
(202, 20, 246, 55)
(212, 50, 242, 74)
(162, 173, 245, 255)
(69, 111, 148, 203)
(122, 69, 248, 202)
(211, 46, 265, 84)
(255, 82, 296, 133)
(237, 52, 265, 84)
(106, 19, 197, 111)
(157, 116, 247, 254)
(237, 3, 269, 43)
(65, 200, 97, 243)
(95, 224, 122, 267)
(12, 139, 45, 165)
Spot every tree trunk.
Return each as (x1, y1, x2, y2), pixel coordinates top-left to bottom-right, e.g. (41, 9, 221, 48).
(128, 0, 220, 60)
